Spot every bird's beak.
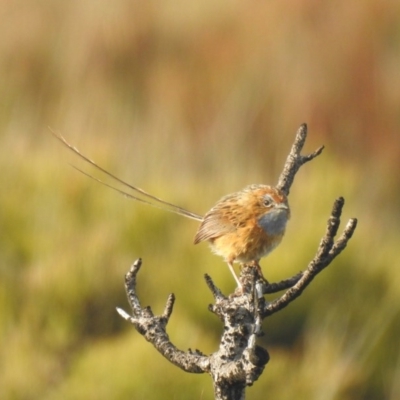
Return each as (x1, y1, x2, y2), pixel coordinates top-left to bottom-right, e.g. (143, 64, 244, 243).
(275, 203, 289, 211)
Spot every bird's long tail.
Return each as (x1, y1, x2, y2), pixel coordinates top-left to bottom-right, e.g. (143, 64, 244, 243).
(51, 129, 203, 222)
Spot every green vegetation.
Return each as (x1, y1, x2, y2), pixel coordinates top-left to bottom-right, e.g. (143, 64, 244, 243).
(1, 1, 399, 399)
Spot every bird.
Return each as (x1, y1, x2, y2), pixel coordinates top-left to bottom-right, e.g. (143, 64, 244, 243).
(52, 132, 290, 287)
(194, 185, 289, 286)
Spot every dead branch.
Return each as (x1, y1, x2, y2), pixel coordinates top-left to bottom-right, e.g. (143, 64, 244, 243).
(116, 124, 357, 399)
(262, 198, 358, 317)
(117, 259, 209, 373)
(276, 123, 324, 196)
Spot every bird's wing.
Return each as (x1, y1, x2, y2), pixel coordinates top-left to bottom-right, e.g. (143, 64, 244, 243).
(193, 195, 239, 244)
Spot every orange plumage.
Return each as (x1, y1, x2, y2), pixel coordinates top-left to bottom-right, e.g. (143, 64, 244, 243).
(194, 185, 290, 285)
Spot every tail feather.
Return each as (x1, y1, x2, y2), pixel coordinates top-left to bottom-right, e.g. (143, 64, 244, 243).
(51, 128, 203, 222)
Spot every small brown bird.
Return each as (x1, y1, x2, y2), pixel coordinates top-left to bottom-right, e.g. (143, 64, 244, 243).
(194, 185, 289, 285)
(53, 133, 290, 286)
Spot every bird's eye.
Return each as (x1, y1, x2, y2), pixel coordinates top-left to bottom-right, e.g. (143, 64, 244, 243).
(263, 195, 274, 207)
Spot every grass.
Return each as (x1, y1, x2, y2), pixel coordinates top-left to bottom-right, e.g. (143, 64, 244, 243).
(0, 1, 399, 399)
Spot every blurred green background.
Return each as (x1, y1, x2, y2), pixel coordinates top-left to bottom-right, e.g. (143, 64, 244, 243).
(1, 1, 399, 399)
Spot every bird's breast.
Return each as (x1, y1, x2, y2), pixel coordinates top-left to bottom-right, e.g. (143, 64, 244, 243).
(257, 209, 288, 236)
